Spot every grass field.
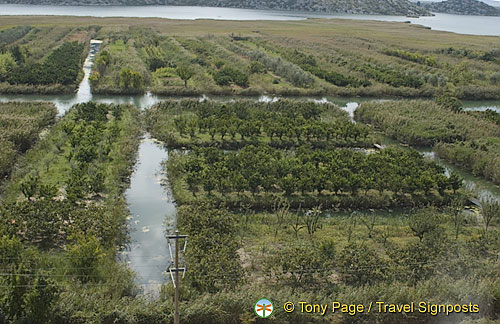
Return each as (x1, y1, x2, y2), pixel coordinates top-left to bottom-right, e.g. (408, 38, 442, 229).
(1, 16, 500, 97)
(0, 16, 499, 324)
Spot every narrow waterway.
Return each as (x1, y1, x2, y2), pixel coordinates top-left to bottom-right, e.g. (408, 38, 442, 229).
(1, 48, 500, 285)
(337, 101, 500, 204)
(422, 151, 500, 203)
(122, 137, 175, 293)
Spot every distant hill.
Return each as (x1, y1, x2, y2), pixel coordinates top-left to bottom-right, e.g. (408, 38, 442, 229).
(0, 0, 432, 16)
(424, 0, 500, 15)
(163, 0, 431, 15)
(0, 0, 165, 4)
(480, 0, 500, 7)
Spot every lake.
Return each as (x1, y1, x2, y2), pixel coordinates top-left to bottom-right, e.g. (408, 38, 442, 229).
(0, 4, 499, 36)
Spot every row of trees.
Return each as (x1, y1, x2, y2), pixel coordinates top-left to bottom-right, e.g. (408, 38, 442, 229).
(176, 145, 460, 199)
(280, 47, 371, 88)
(228, 41, 316, 88)
(169, 103, 369, 147)
(384, 49, 438, 67)
(0, 25, 31, 46)
(3, 42, 84, 86)
(147, 99, 374, 147)
(178, 37, 251, 88)
(174, 113, 369, 144)
(355, 63, 424, 88)
(0, 102, 57, 179)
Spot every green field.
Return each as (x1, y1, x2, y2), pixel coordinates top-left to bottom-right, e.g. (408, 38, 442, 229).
(0, 24, 94, 94)
(152, 99, 500, 324)
(1, 16, 500, 98)
(356, 100, 500, 185)
(0, 15, 499, 324)
(0, 102, 144, 323)
(0, 102, 57, 181)
(145, 99, 374, 149)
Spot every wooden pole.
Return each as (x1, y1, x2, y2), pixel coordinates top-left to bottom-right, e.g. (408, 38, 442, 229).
(174, 230, 180, 324)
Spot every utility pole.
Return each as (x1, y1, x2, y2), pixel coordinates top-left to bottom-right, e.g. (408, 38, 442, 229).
(167, 231, 188, 324)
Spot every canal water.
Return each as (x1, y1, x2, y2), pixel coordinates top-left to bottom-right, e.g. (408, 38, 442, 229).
(121, 137, 175, 293)
(1, 43, 500, 290)
(335, 101, 500, 203)
(1, 5, 500, 36)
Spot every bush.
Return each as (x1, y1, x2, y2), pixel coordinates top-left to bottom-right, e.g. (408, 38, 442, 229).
(384, 49, 438, 67)
(213, 66, 249, 87)
(356, 100, 500, 146)
(435, 138, 500, 185)
(178, 202, 244, 293)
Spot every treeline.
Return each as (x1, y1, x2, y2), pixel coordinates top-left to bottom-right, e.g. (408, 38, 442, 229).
(146, 99, 372, 149)
(0, 25, 31, 46)
(0, 102, 57, 180)
(279, 47, 370, 88)
(355, 100, 500, 146)
(179, 38, 250, 88)
(0, 102, 142, 323)
(355, 63, 424, 88)
(168, 145, 460, 209)
(227, 41, 316, 88)
(2, 42, 84, 86)
(438, 46, 500, 62)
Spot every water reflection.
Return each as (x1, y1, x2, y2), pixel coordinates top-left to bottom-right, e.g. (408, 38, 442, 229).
(122, 137, 175, 293)
(0, 6, 499, 36)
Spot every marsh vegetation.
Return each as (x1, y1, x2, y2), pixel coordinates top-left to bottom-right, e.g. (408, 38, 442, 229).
(0, 16, 499, 324)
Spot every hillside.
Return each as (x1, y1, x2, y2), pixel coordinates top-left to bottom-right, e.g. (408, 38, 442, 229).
(424, 0, 500, 15)
(0, 0, 431, 15)
(0, 0, 164, 4)
(165, 0, 431, 15)
(481, 0, 500, 7)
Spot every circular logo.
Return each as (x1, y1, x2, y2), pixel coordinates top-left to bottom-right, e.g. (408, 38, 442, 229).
(254, 298, 274, 318)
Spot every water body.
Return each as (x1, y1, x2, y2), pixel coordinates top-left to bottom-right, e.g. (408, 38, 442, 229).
(0, 43, 499, 285)
(122, 137, 175, 293)
(335, 100, 500, 203)
(1, 42, 176, 291)
(1, 5, 500, 36)
(463, 100, 500, 113)
(424, 151, 500, 202)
